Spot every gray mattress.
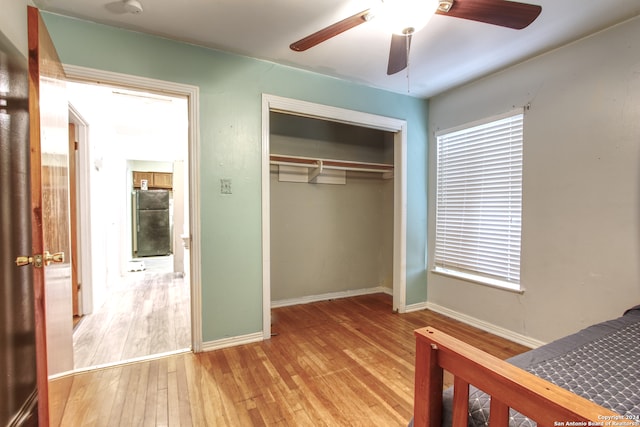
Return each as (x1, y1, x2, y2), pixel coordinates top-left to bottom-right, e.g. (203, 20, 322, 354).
(439, 305, 640, 427)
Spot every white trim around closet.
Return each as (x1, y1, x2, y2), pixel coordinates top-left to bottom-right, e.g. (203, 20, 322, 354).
(261, 94, 408, 340)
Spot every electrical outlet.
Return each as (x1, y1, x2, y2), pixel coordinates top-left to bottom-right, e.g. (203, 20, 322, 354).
(220, 178, 232, 194)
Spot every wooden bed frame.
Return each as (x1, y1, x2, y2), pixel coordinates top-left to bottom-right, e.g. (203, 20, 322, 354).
(413, 327, 620, 427)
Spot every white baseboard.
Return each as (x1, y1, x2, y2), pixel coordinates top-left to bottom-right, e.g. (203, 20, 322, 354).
(425, 302, 546, 349)
(200, 332, 264, 352)
(404, 301, 429, 313)
(271, 286, 392, 308)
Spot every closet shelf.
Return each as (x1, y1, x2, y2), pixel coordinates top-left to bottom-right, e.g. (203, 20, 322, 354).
(270, 154, 394, 182)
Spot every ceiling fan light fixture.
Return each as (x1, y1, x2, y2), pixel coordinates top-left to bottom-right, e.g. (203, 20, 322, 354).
(377, 0, 440, 35)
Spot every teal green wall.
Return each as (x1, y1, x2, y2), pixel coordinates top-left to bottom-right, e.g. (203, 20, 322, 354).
(42, 12, 429, 342)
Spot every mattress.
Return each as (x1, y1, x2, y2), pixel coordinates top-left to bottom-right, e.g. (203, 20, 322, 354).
(440, 305, 640, 427)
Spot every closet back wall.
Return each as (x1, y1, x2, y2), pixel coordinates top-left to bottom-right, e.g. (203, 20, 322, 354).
(270, 113, 394, 303)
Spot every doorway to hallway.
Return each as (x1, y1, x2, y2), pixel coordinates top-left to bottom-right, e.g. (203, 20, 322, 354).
(67, 80, 192, 370)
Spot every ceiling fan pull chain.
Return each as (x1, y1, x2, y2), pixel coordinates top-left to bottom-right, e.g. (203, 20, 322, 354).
(406, 34, 411, 94)
(406, 64, 410, 94)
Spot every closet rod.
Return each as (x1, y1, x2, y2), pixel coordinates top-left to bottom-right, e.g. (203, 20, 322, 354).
(271, 160, 393, 174)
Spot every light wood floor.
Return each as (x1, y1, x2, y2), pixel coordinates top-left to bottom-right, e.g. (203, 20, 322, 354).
(73, 256, 191, 369)
(52, 293, 530, 426)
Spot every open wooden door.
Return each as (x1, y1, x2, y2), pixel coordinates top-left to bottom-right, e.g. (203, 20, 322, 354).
(0, 18, 39, 427)
(27, 6, 74, 424)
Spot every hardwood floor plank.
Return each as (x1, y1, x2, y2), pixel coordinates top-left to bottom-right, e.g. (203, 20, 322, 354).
(48, 374, 73, 427)
(132, 361, 151, 426)
(90, 365, 121, 426)
(106, 364, 132, 426)
(143, 359, 159, 427)
(56, 368, 93, 425)
(156, 358, 170, 426)
(167, 370, 180, 426)
(51, 294, 530, 426)
(156, 386, 169, 427)
(183, 354, 206, 424)
(157, 357, 168, 392)
(116, 363, 145, 426)
(174, 356, 194, 426)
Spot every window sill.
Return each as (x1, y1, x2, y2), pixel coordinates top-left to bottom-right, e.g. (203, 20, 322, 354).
(432, 267, 524, 294)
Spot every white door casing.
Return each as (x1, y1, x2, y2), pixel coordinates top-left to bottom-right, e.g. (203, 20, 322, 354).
(62, 65, 203, 353)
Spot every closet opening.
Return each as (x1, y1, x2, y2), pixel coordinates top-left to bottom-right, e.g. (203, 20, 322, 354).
(261, 95, 407, 339)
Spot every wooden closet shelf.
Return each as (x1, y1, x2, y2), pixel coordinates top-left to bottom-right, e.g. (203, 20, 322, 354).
(270, 154, 394, 175)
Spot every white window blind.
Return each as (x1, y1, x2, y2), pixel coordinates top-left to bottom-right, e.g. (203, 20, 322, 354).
(434, 111, 523, 291)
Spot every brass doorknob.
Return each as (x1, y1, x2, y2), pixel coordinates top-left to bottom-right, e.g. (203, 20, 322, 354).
(44, 251, 64, 265)
(15, 251, 64, 268)
(15, 256, 36, 267)
(15, 253, 44, 268)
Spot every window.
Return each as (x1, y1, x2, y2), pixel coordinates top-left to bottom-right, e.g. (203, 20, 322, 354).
(434, 110, 523, 291)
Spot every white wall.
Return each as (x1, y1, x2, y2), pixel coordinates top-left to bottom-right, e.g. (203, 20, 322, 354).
(0, 0, 27, 59)
(427, 16, 640, 343)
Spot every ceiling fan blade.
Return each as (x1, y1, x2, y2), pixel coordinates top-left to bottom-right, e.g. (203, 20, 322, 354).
(387, 33, 412, 75)
(437, 0, 542, 30)
(290, 9, 372, 52)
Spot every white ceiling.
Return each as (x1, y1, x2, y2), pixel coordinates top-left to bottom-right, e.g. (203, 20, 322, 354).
(33, 0, 640, 98)
(67, 81, 188, 161)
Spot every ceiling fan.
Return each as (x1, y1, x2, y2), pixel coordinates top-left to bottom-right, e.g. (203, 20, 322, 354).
(290, 0, 542, 75)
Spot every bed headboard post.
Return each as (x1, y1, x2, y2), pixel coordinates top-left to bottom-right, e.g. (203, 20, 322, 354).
(414, 328, 443, 427)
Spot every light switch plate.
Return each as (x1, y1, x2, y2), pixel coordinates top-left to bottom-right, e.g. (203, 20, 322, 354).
(220, 178, 232, 194)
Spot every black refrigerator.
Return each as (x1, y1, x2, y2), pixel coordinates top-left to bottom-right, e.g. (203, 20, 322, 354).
(134, 189, 171, 257)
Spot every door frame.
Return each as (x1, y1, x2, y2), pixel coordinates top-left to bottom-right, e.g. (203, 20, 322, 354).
(68, 104, 92, 315)
(261, 94, 408, 339)
(63, 64, 203, 352)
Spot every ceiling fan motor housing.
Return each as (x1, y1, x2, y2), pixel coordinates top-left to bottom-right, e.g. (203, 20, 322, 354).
(438, 0, 454, 12)
(124, 0, 143, 14)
